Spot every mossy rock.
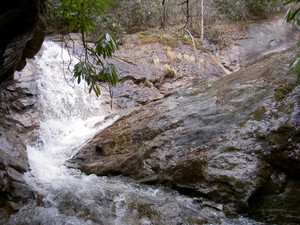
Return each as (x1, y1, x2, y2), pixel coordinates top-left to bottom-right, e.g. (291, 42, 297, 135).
(274, 83, 297, 100)
(240, 106, 267, 126)
(165, 159, 207, 185)
(248, 179, 300, 224)
(268, 122, 292, 149)
(250, 106, 266, 121)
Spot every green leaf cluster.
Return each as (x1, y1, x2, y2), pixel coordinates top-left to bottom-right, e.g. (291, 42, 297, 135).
(95, 33, 118, 59)
(59, 0, 115, 34)
(56, 0, 119, 98)
(73, 33, 119, 97)
(285, 0, 300, 24)
(289, 50, 300, 84)
(73, 62, 118, 96)
(283, 0, 300, 84)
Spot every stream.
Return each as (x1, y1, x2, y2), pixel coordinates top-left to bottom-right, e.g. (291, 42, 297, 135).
(7, 40, 262, 225)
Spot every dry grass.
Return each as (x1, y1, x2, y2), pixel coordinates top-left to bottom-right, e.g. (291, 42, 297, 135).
(205, 21, 250, 49)
(177, 34, 204, 49)
(134, 20, 251, 50)
(136, 35, 178, 47)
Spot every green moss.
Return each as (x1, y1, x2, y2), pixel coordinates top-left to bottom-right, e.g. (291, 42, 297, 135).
(249, 180, 300, 212)
(274, 83, 296, 100)
(180, 34, 190, 43)
(276, 103, 288, 114)
(239, 106, 266, 127)
(138, 31, 150, 36)
(251, 106, 266, 121)
(264, 196, 300, 210)
(167, 159, 207, 184)
(165, 67, 176, 78)
(269, 122, 291, 148)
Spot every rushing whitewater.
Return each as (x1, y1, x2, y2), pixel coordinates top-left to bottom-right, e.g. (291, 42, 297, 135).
(25, 41, 115, 186)
(7, 40, 261, 225)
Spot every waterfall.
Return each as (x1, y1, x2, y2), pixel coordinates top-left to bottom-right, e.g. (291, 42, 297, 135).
(8, 40, 261, 225)
(23, 40, 116, 190)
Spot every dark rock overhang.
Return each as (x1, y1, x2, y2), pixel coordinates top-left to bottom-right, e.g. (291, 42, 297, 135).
(0, 0, 46, 83)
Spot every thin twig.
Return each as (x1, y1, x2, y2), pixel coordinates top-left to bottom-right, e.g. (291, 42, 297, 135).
(60, 32, 75, 88)
(185, 29, 205, 78)
(179, 0, 190, 30)
(185, 29, 198, 56)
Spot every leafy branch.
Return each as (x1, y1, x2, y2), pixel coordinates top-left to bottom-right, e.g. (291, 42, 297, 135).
(284, 0, 300, 84)
(57, 0, 119, 100)
(73, 33, 119, 96)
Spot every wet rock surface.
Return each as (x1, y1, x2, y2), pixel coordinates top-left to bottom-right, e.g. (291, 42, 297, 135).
(0, 0, 46, 82)
(54, 32, 226, 110)
(0, 0, 45, 219)
(0, 62, 40, 220)
(0, 13, 299, 224)
(57, 18, 299, 111)
(218, 18, 299, 72)
(69, 48, 300, 223)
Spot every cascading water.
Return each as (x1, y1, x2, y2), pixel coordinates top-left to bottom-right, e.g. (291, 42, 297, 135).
(7, 40, 261, 225)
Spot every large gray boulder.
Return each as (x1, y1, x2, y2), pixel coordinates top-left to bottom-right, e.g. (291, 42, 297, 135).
(68, 48, 300, 223)
(0, 0, 45, 219)
(0, 62, 40, 220)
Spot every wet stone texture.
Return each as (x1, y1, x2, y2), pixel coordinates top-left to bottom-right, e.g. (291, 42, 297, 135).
(69, 49, 300, 223)
(0, 62, 41, 220)
(218, 19, 300, 72)
(0, 0, 46, 220)
(0, 0, 46, 82)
